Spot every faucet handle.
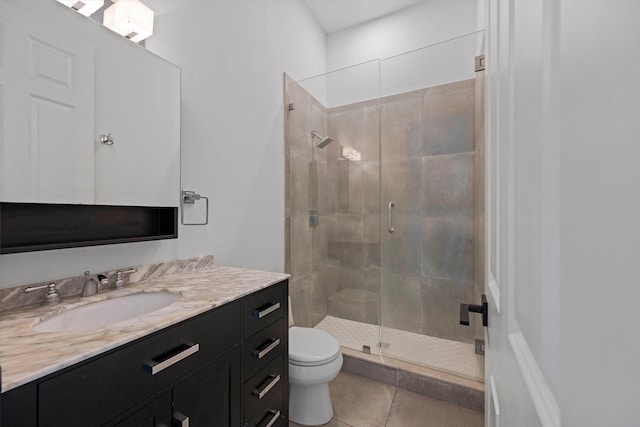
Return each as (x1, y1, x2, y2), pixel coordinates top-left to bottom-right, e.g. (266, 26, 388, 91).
(115, 268, 137, 289)
(21, 283, 63, 305)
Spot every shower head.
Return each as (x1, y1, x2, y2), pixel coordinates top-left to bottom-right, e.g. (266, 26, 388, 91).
(311, 131, 334, 148)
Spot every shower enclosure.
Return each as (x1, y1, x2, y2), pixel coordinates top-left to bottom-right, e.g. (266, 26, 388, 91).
(285, 32, 485, 381)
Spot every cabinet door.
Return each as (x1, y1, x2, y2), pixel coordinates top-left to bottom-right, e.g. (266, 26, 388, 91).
(172, 347, 241, 427)
(0, 0, 94, 204)
(112, 393, 171, 427)
(93, 32, 180, 207)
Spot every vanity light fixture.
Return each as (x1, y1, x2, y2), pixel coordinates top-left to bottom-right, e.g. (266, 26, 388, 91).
(103, 0, 154, 43)
(56, 0, 104, 17)
(341, 146, 362, 161)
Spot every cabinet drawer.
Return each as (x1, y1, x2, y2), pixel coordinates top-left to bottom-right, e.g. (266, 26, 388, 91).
(243, 353, 284, 421)
(242, 281, 287, 338)
(38, 301, 241, 427)
(243, 388, 285, 427)
(242, 319, 286, 380)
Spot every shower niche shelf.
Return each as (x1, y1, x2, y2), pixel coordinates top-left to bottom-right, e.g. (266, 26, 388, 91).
(0, 202, 178, 254)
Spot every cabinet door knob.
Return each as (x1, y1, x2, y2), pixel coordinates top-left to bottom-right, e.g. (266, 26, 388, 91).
(173, 411, 189, 427)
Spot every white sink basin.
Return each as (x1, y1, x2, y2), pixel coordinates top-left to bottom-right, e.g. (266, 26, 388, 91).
(34, 292, 181, 332)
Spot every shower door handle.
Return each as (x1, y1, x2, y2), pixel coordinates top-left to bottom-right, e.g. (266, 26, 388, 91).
(460, 294, 488, 327)
(388, 202, 395, 234)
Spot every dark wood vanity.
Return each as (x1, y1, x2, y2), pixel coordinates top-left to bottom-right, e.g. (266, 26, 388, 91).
(0, 280, 288, 427)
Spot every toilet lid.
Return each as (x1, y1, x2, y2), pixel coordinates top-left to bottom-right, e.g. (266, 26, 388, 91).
(289, 326, 340, 365)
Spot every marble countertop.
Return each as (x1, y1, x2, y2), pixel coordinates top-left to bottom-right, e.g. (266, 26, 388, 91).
(0, 265, 289, 393)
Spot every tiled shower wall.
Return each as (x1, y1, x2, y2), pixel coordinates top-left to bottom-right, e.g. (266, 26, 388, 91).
(377, 79, 480, 343)
(285, 74, 484, 344)
(285, 74, 334, 327)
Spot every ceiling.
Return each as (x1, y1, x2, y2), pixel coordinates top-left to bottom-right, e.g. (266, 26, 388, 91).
(304, 0, 425, 34)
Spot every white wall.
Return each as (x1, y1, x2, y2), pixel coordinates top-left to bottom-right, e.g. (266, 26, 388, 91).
(145, 0, 326, 273)
(322, 0, 478, 107)
(327, 0, 478, 71)
(0, 0, 326, 288)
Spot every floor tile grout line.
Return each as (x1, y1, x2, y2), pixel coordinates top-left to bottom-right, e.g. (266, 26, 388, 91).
(383, 385, 399, 426)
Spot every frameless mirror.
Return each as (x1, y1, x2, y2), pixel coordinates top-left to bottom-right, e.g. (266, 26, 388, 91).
(0, 0, 180, 207)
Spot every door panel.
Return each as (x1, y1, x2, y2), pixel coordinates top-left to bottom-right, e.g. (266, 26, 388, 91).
(0, 0, 94, 204)
(112, 393, 171, 427)
(172, 347, 241, 427)
(485, 0, 561, 425)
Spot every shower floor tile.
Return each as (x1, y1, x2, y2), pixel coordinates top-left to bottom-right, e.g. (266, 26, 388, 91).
(316, 316, 484, 381)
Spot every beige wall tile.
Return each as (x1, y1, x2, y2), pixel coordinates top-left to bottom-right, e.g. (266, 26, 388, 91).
(290, 273, 313, 327)
(290, 153, 310, 215)
(287, 81, 313, 160)
(290, 214, 312, 276)
(421, 216, 474, 282)
(381, 215, 423, 277)
(328, 103, 380, 162)
(421, 277, 476, 343)
(325, 214, 363, 242)
(422, 79, 475, 156)
(422, 153, 475, 217)
(381, 94, 422, 162)
(380, 271, 424, 334)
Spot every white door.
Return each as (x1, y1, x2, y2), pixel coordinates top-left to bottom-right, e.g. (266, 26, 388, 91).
(485, 0, 640, 425)
(0, 0, 94, 204)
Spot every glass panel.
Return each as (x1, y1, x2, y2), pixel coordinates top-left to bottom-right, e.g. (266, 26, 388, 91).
(379, 32, 485, 380)
(285, 61, 381, 355)
(286, 31, 486, 381)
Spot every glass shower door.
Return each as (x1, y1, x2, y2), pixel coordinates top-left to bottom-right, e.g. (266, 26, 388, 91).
(378, 32, 485, 380)
(288, 60, 383, 355)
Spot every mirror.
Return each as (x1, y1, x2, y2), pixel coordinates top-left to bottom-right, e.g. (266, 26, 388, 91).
(0, 0, 180, 207)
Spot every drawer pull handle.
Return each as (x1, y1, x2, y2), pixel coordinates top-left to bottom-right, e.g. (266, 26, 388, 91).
(260, 409, 281, 427)
(252, 301, 281, 318)
(173, 411, 190, 427)
(252, 373, 281, 399)
(253, 338, 281, 359)
(145, 342, 200, 375)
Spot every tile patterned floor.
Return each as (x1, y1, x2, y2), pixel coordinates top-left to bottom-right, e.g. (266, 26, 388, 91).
(316, 316, 484, 381)
(289, 372, 484, 427)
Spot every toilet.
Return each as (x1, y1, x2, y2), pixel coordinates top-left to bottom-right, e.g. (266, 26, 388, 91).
(288, 323, 343, 425)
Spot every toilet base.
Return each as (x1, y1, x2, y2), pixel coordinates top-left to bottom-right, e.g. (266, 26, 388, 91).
(289, 382, 334, 426)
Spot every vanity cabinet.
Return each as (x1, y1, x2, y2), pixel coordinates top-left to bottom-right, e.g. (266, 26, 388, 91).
(0, 280, 289, 427)
(241, 283, 289, 427)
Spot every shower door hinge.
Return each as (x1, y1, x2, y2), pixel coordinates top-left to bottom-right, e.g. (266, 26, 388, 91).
(475, 55, 485, 72)
(475, 339, 485, 356)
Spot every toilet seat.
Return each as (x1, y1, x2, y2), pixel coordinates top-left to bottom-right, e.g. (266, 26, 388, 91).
(289, 326, 340, 366)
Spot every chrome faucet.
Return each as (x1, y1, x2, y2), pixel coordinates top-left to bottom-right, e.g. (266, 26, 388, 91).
(82, 271, 109, 297)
